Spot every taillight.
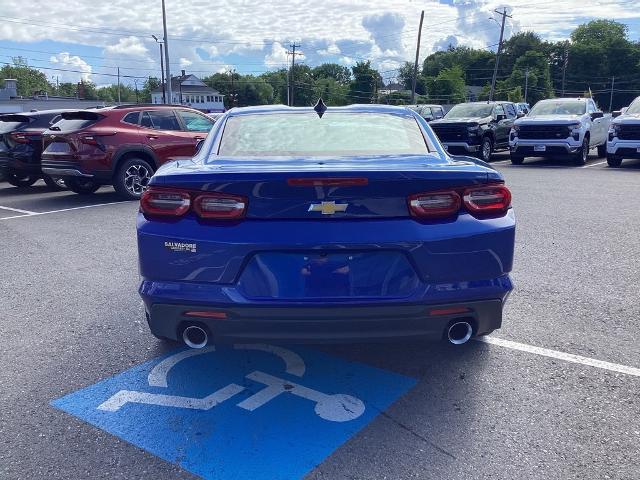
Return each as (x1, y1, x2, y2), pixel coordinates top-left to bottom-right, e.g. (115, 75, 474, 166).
(140, 187, 247, 220)
(140, 188, 191, 217)
(408, 190, 461, 219)
(463, 184, 511, 216)
(9, 132, 34, 144)
(80, 135, 99, 146)
(408, 184, 511, 220)
(193, 193, 246, 219)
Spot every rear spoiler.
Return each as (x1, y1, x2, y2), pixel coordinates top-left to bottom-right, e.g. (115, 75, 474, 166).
(0, 114, 32, 123)
(60, 111, 104, 120)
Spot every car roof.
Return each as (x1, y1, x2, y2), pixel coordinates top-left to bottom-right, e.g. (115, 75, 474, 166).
(539, 97, 589, 102)
(226, 104, 417, 117)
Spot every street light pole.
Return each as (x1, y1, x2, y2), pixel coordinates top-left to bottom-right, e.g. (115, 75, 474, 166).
(152, 35, 166, 103)
(161, 0, 172, 104)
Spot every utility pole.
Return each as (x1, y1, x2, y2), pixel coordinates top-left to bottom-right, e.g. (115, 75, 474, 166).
(117, 67, 121, 103)
(609, 76, 615, 112)
(489, 7, 511, 102)
(134, 79, 139, 104)
(229, 68, 237, 108)
(524, 68, 529, 103)
(161, 0, 172, 104)
(411, 10, 425, 104)
(561, 42, 569, 96)
(288, 43, 301, 106)
(152, 35, 166, 103)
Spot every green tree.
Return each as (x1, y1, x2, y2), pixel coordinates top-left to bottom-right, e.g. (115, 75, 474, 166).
(422, 47, 495, 87)
(502, 51, 554, 104)
(312, 63, 351, 84)
(259, 69, 289, 104)
(140, 77, 160, 103)
(313, 77, 349, 105)
(0, 57, 52, 96)
(349, 61, 382, 104)
(426, 66, 466, 104)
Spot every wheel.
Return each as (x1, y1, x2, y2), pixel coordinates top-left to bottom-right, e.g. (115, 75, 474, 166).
(42, 174, 67, 191)
(510, 154, 524, 165)
(597, 144, 607, 158)
(114, 157, 154, 200)
(6, 173, 38, 188)
(64, 177, 101, 195)
(607, 154, 622, 167)
(476, 136, 493, 162)
(573, 137, 589, 165)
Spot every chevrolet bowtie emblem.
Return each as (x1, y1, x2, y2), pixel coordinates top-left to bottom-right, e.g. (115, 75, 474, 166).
(308, 201, 348, 215)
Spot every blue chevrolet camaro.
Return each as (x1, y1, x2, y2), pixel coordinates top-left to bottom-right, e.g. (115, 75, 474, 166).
(137, 103, 515, 348)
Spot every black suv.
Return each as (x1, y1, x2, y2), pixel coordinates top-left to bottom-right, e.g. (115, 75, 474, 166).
(429, 101, 519, 162)
(0, 110, 72, 190)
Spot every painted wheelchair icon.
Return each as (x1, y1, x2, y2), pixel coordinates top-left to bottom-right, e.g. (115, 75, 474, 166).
(97, 344, 366, 422)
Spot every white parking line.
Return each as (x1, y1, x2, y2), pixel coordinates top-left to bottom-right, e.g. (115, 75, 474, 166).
(477, 336, 640, 378)
(0, 201, 134, 221)
(0, 205, 37, 215)
(581, 160, 607, 168)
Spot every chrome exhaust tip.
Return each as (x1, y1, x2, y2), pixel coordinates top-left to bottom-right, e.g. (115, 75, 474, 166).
(182, 325, 209, 349)
(447, 321, 473, 345)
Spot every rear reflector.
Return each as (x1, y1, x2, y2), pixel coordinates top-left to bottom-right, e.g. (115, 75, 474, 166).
(463, 184, 511, 216)
(193, 193, 246, 219)
(429, 307, 470, 316)
(9, 132, 36, 144)
(184, 311, 228, 319)
(408, 190, 461, 219)
(287, 177, 368, 187)
(140, 189, 191, 217)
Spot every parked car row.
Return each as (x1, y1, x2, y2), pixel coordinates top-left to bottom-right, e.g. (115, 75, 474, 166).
(420, 96, 639, 166)
(0, 104, 216, 199)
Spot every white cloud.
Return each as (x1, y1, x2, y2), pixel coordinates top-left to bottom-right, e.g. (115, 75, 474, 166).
(104, 36, 149, 59)
(179, 57, 193, 68)
(48, 52, 92, 82)
(318, 43, 341, 56)
(264, 42, 289, 68)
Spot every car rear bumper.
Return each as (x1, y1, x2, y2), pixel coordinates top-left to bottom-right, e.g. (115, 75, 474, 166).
(144, 298, 507, 343)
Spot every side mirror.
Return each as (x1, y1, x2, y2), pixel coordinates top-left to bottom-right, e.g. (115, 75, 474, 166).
(516, 112, 525, 118)
(612, 110, 622, 118)
(590, 111, 604, 120)
(496, 114, 507, 122)
(195, 139, 205, 154)
(424, 116, 433, 122)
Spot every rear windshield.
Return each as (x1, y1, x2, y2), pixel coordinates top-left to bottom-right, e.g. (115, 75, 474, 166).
(49, 111, 103, 132)
(217, 113, 429, 157)
(0, 115, 31, 133)
(445, 104, 493, 119)
(530, 101, 586, 116)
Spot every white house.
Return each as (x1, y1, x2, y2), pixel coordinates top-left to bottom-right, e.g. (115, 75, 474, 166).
(151, 73, 225, 113)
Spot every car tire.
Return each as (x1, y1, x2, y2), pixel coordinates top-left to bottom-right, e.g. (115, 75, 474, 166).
(597, 144, 607, 158)
(573, 137, 589, 166)
(476, 136, 493, 162)
(6, 173, 39, 188)
(114, 157, 154, 200)
(65, 177, 101, 195)
(42, 174, 67, 191)
(510, 154, 524, 165)
(606, 154, 623, 167)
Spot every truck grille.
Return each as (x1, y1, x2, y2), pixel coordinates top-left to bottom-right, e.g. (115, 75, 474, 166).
(518, 125, 571, 140)
(618, 125, 640, 140)
(430, 125, 467, 142)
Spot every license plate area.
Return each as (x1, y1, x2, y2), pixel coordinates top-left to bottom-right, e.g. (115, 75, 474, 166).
(534, 145, 546, 152)
(237, 251, 420, 300)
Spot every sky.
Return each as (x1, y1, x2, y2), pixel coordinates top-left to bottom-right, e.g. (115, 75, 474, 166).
(0, 0, 639, 88)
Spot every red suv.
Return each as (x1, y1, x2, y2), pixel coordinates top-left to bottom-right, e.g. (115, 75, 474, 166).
(41, 105, 215, 199)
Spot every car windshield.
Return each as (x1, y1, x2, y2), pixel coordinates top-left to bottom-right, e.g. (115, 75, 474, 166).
(444, 104, 493, 119)
(530, 101, 586, 116)
(217, 112, 430, 157)
(625, 99, 640, 115)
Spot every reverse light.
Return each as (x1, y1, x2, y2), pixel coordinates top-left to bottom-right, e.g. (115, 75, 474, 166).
(193, 193, 246, 219)
(140, 188, 191, 217)
(463, 184, 511, 216)
(408, 190, 461, 219)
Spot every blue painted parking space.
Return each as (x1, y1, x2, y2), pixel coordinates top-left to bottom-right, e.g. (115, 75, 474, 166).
(52, 344, 416, 480)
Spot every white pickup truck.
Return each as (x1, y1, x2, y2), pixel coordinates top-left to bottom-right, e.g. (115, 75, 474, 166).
(509, 98, 611, 165)
(607, 96, 640, 167)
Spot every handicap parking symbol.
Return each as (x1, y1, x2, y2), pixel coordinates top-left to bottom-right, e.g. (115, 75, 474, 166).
(52, 344, 416, 480)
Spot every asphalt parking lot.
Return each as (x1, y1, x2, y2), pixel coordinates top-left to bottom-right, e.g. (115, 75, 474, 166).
(1, 153, 639, 480)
